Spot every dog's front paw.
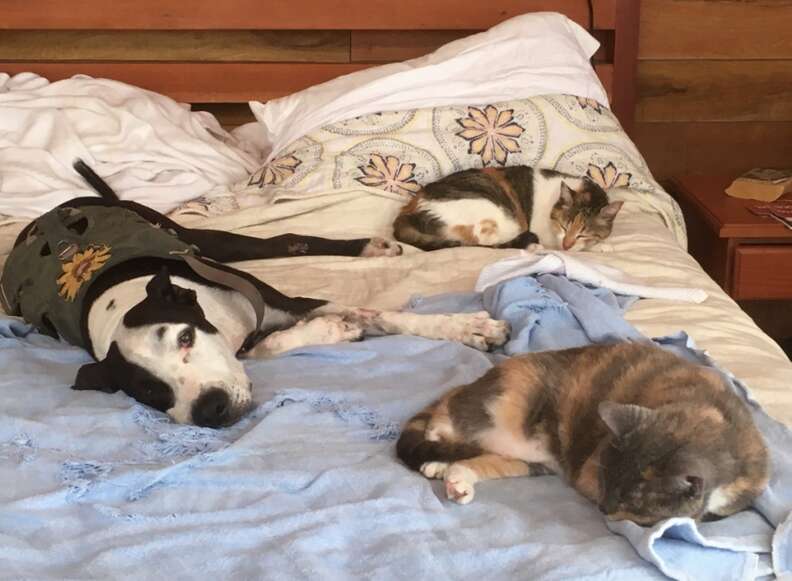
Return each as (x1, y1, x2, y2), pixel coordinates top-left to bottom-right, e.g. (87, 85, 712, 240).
(361, 237, 403, 257)
(447, 311, 509, 351)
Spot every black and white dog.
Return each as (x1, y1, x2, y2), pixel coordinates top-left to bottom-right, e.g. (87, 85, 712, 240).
(2, 162, 508, 428)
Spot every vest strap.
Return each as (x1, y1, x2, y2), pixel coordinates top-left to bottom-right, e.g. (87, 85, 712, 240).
(182, 256, 266, 331)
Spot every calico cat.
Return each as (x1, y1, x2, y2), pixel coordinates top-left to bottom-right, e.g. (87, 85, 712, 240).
(392, 166, 623, 251)
(397, 342, 769, 525)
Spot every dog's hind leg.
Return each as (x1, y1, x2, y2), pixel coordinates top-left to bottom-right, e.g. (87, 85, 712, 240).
(240, 315, 365, 358)
(240, 305, 509, 358)
(173, 229, 403, 262)
(313, 305, 509, 351)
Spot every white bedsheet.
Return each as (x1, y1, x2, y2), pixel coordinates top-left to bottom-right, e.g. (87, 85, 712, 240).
(3, 187, 789, 424)
(0, 73, 260, 220)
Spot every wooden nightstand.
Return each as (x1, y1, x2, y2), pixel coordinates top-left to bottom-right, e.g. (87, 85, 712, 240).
(669, 176, 792, 300)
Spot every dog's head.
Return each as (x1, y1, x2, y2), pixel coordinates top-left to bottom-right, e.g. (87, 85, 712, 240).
(73, 267, 253, 427)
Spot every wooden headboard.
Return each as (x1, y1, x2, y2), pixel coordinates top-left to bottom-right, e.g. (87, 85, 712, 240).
(1, 0, 640, 133)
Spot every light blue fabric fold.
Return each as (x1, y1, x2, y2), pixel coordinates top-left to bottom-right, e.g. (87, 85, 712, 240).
(0, 274, 789, 580)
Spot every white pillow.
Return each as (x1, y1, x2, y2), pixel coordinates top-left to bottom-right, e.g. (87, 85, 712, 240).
(251, 12, 607, 162)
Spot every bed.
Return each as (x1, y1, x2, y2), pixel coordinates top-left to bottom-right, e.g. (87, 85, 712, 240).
(1, 2, 791, 580)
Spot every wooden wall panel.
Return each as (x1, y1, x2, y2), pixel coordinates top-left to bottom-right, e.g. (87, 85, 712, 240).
(635, 0, 792, 180)
(640, 0, 792, 60)
(351, 31, 473, 62)
(1, 0, 596, 29)
(194, 104, 256, 128)
(351, 30, 612, 63)
(0, 31, 349, 63)
(637, 61, 792, 122)
(0, 63, 372, 103)
(634, 122, 792, 179)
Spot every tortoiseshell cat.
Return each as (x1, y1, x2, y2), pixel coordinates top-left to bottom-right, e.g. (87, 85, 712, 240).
(397, 342, 769, 525)
(393, 166, 623, 251)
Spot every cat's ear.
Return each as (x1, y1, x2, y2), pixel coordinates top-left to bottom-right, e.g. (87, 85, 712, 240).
(559, 181, 575, 205)
(598, 401, 655, 438)
(599, 200, 624, 220)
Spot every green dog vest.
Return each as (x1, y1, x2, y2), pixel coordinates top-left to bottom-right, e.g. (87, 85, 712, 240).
(0, 205, 196, 349)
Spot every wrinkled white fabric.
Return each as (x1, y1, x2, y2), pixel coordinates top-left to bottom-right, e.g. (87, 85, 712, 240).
(476, 250, 708, 303)
(0, 72, 259, 219)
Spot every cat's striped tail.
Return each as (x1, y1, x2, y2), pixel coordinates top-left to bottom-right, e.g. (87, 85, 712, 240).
(396, 411, 482, 471)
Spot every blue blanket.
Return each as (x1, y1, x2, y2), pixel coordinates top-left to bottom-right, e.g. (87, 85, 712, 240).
(0, 274, 789, 580)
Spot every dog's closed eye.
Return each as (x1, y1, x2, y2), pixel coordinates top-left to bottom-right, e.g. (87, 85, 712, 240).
(178, 326, 195, 348)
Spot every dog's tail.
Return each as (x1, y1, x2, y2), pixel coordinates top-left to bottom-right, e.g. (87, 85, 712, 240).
(73, 159, 120, 202)
(396, 409, 482, 472)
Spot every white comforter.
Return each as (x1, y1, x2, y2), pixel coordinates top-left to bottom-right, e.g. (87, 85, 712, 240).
(6, 186, 788, 424)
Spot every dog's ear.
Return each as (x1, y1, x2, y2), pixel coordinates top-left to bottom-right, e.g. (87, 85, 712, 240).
(172, 286, 197, 306)
(145, 266, 174, 301)
(145, 266, 197, 306)
(71, 342, 123, 393)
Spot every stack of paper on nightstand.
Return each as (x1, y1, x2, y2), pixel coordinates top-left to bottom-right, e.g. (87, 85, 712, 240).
(749, 199, 792, 230)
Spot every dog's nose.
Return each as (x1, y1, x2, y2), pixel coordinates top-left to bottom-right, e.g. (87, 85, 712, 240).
(191, 387, 233, 428)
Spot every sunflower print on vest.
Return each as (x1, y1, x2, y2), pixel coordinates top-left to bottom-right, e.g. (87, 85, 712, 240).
(57, 245, 112, 302)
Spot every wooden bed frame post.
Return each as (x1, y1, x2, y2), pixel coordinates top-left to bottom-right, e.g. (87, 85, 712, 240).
(612, 0, 641, 136)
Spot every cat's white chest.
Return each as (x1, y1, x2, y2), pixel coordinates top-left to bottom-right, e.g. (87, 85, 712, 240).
(705, 485, 738, 516)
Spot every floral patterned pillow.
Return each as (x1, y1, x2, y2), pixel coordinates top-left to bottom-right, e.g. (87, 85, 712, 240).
(234, 94, 686, 245)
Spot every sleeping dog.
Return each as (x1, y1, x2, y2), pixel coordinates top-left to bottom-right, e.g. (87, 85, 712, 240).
(0, 161, 509, 428)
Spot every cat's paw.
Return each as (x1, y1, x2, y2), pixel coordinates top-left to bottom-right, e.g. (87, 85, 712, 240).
(420, 461, 449, 480)
(444, 464, 477, 504)
(446, 311, 509, 351)
(524, 242, 545, 253)
(593, 242, 615, 253)
(361, 237, 403, 257)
